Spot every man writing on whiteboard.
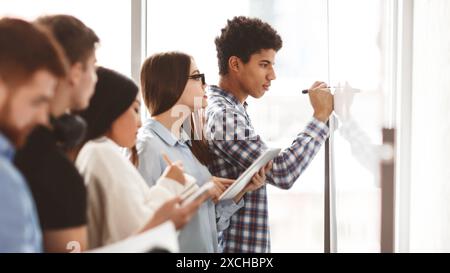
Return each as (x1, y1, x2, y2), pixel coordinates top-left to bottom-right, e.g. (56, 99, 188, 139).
(205, 16, 334, 253)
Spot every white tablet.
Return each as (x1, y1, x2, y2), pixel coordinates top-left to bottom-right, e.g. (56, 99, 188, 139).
(181, 182, 214, 206)
(218, 148, 281, 200)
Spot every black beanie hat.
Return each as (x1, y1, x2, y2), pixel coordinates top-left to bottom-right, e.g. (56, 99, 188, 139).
(79, 67, 139, 142)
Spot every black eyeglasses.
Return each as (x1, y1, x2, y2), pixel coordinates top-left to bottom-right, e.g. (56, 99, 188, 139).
(188, 73, 206, 85)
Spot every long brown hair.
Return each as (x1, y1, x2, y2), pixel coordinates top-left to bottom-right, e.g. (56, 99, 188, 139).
(140, 52, 211, 165)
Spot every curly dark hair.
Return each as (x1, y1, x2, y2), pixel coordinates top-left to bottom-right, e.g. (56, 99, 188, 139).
(215, 16, 282, 75)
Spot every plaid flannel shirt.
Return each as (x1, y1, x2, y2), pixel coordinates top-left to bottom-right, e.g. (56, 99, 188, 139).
(205, 85, 330, 253)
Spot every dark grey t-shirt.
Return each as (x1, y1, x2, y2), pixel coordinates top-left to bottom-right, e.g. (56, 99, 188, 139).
(15, 125, 86, 230)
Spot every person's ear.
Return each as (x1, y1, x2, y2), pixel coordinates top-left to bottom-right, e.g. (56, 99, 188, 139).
(228, 56, 240, 73)
(67, 62, 84, 88)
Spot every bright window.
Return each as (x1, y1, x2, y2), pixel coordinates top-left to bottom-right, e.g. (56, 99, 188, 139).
(0, 0, 132, 77)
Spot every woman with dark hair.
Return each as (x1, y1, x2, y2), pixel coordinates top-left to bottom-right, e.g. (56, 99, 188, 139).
(75, 67, 206, 249)
(137, 52, 269, 252)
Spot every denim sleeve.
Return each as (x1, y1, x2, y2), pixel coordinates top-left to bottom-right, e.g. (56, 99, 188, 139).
(215, 198, 244, 232)
(136, 137, 164, 188)
(0, 165, 42, 253)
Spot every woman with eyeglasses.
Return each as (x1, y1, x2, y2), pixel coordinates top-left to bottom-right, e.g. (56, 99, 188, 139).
(74, 67, 206, 249)
(136, 52, 268, 252)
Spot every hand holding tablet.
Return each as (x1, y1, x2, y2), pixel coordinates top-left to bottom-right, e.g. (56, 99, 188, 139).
(219, 148, 281, 200)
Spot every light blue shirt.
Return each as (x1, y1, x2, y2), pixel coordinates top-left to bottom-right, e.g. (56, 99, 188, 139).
(0, 133, 42, 253)
(136, 119, 243, 253)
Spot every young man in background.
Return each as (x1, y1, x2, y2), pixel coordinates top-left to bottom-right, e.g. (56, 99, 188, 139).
(205, 16, 334, 252)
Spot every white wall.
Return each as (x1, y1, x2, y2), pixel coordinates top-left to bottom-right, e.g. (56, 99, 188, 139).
(409, 0, 450, 252)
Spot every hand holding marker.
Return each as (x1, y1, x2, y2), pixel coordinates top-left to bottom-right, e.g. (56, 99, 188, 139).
(302, 85, 361, 94)
(302, 86, 336, 94)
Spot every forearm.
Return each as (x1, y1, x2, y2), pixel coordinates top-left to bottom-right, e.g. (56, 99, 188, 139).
(43, 227, 88, 253)
(266, 118, 329, 189)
